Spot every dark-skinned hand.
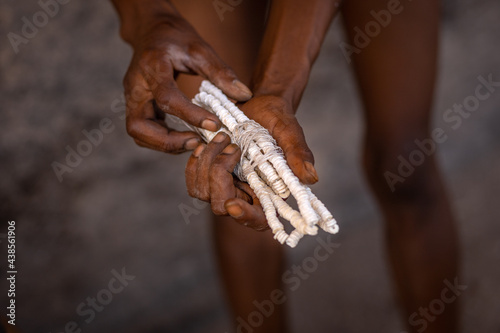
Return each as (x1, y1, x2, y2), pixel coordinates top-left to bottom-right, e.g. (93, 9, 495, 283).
(185, 95, 318, 231)
(121, 6, 252, 154)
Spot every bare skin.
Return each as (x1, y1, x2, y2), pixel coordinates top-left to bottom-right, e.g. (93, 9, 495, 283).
(111, 0, 459, 332)
(342, 1, 460, 332)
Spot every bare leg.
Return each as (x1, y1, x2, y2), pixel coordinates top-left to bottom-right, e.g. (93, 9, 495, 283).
(213, 216, 287, 333)
(341, 1, 460, 332)
(172, 1, 288, 332)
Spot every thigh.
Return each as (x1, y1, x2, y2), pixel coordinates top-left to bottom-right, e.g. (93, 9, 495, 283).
(341, 0, 440, 142)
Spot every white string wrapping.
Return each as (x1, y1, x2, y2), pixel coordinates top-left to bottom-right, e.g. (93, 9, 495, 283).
(185, 80, 339, 247)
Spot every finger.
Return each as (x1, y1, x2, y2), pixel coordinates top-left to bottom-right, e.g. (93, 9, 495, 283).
(194, 132, 232, 201)
(273, 116, 318, 185)
(187, 44, 252, 101)
(153, 84, 222, 132)
(185, 144, 206, 199)
(138, 56, 222, 132)
(133, 138, 159, 151)
(224, 198, 269, 231)
(126, 99, 201, 154)
(133, 115, 197, 151)
(233, 179, 256, 202)
(209, 143, 249, 215)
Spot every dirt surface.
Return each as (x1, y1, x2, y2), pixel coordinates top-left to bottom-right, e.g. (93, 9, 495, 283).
(0, 1, 499, 332)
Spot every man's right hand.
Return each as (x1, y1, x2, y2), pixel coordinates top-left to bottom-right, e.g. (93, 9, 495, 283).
(112, 0, 252, 154)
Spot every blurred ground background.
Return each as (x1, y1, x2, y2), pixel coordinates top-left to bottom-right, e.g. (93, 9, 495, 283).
(0, 0, 499, 332)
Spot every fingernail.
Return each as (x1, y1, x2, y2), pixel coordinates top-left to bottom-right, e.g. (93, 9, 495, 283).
(185, 138, 200, 150)
(212, 132, 227, 143)
(193, 144, 205, 157)
(222, 144, 238, 155)
(226, 202, 243, 218)
(304, 161, 319, 184)
(232, 80, 252, 100)
(201, 119, 219, 132)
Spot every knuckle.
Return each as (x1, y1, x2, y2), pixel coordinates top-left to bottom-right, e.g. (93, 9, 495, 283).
(188, 41, 209, 58)
(133, 139, 145, 148)
(209, 165, 226, 182)
(186, 186, 197, 198)
(155, 88, 170, 104)
(126, 86, 150, 110)
(191, 190, 209, 203)
(125, 118, 140, 138)
(207, 144, 229, 158)
(138, 49, 160, 67)
(154, 88, 174, 113)
(211, 200, 227, 216)
(186, 180, 209, 201)
(197, 189, 210, 202)
(159, 140, 180, 154)
(123, 66, 144, 92)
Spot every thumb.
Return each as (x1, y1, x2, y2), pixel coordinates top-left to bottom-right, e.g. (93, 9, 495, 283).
(275, 124, 318, 185)
(242, 100, 318, 185)
(188, 44, 253, 102)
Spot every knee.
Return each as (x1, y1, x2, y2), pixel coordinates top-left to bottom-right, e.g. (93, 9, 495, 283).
(362, 133, 442, 204)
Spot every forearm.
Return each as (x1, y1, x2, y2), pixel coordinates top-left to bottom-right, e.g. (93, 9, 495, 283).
(110, 0, 181, 48)
(252, 0, 341, 110)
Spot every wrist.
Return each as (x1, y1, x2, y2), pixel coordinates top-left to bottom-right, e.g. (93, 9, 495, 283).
(252, 56, 311, 111)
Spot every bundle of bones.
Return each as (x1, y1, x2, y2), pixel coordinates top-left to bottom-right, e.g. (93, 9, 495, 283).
(184, 80, 339, 248)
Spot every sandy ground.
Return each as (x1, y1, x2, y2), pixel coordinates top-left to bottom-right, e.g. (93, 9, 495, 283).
(0, 0, 499, 332)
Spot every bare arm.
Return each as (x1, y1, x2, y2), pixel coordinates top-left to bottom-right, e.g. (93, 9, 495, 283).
(253, 0, 341, 108)
(237, 0, 341, 188)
